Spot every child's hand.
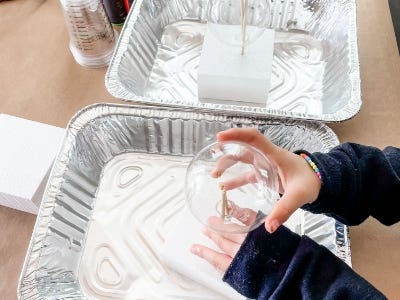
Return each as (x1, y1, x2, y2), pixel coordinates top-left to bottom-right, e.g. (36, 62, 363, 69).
(190, 216, 248, 273)
(214, 128, 321, 233)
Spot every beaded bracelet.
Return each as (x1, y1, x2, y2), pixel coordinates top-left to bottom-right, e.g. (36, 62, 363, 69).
(300, 153, 322, 180)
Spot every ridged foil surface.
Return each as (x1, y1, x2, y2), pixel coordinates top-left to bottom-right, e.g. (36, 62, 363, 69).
(106, 0, 360, 121)
(18, 104, 349, 299)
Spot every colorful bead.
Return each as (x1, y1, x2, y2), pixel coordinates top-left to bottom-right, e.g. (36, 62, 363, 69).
(300, 153, 322, 180)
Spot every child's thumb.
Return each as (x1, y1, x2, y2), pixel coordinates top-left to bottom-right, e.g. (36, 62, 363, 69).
(264, 192, 303, 233)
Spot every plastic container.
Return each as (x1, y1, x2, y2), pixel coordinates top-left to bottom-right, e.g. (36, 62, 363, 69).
(101, 0, 127, 26)
(60, 0, 118, 68)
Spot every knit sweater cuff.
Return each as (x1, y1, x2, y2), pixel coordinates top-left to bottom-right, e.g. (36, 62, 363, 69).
(223, 225, 301, 299)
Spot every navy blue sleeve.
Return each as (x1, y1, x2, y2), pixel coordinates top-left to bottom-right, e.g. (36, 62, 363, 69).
(223, 143, 399, 299)
(301, 143, 400, 226)
(223, 225, 387, 300)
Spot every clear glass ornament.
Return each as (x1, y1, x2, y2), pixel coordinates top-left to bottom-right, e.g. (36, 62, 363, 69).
(185, 141, 279, 234)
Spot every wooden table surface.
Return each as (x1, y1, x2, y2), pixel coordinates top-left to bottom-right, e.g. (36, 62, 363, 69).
(1, 0, 399, 299)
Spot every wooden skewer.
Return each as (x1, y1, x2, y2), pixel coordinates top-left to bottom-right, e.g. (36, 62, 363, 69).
(224, 189, 228, 217)
(241, 0, 248, 55)
(222, 189, 226, 218)
(221, 185, 227, 218)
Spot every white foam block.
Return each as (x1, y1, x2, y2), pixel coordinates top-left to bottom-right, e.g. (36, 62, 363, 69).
(160, 208, 304, 299)
(160, 208, 246, 300)
(198, 24, 275, 106)
(0, 114, 65, 214)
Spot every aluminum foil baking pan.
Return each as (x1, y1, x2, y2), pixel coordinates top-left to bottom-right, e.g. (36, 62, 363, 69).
(105, 0, 361, 122)
(18, 104, 350, 299)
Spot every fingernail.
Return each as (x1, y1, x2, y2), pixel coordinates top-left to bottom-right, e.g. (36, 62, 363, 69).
(190, 245, 199, 255)
(266, 219, 280, 233)
(211, 170, 221, 178)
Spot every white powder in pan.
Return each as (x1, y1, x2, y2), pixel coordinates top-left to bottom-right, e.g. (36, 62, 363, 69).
(78, 153, 303, 299)
(78, 153, 227, 299)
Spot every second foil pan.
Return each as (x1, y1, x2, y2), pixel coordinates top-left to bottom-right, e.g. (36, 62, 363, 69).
(106, 0, 361, 122)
